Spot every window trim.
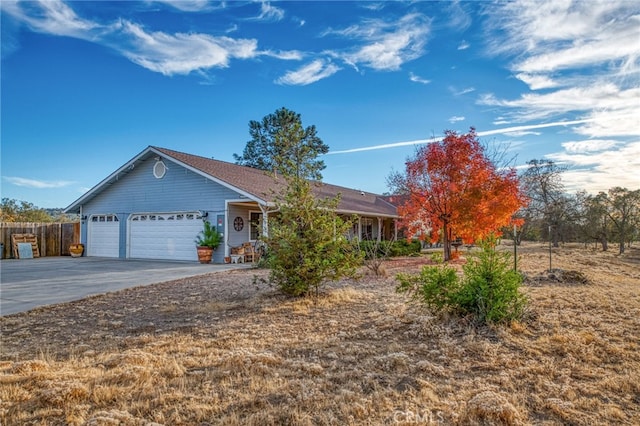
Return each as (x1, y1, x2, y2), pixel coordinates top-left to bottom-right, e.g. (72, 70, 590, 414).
(249, 210, 263, 241)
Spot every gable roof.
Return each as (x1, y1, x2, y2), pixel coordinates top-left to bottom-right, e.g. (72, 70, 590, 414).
(65, 146, 398, 218)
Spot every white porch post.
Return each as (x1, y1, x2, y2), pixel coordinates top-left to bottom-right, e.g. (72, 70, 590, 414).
(259, 204, 270, 238)
(357, 217, 362, 242)
(377, 217, 382, 241)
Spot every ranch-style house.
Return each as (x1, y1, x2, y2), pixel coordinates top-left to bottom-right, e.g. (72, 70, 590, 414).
(64, 146, 399, 263)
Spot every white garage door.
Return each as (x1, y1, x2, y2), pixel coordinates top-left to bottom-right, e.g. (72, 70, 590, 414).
(128, 212, 203, 261)
(87, 214, 120, 257)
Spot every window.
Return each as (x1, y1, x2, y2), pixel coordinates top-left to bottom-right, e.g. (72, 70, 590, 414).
(250, 212, 263, 240)
(153, 160, 167, 179)
(92, 214, 119, 222)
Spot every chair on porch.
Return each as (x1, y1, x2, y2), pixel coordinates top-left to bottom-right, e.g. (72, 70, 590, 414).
(242, 242, 258, 263)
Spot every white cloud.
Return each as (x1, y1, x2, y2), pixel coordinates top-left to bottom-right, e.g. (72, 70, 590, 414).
(479, 84, 640, 137)
(328, 119, 600, 154)
(2, 1, 269, 77)
(502, 131, 540, 137)
(446, 1, 472, 31)
(116, 20, 258, 75)
(514, 73, 558, 90)
(261, 49, 303, 61)
(486, 1, 639, 58)
(151, 0, 213, 12)
(449, 116, 465, 123)
(482, 0, 640, 146)
(327, 13, 431, 71)
(457, 40, 470, 50)
(480, 84, 638, 118)
(409, 72, 430, 84)
(276, 59, 341, 85)
(545, 141, 640, 193)
(451, 86, 475, 96)
(574, 109, 640, 138)
(329, 138, 432, 155)
(561, 139, 619, 154)
(1, 0, 100, 39)
(256, 2, 285, 21)
(361, 3, 385, 12)
(4, 176, 74, 189)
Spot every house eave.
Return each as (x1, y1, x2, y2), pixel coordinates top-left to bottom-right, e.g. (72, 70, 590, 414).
(337, 209, 399, 219)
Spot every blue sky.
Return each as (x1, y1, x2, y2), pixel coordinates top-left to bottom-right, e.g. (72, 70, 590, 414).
(1, 0, 639, 208)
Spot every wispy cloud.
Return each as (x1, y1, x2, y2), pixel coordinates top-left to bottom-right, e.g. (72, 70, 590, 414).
(276, 59, 341, 85)
(3, 2, 433, 84)
(409, 72, 430, 84)
(2, 0, 294, 77)
(482, 0, 640, 141)
(4, 176, 74, 189)
(561, 139, 620, 154)
(328, 118, 600, 154)
(502, 131, 541, 137)
(450, 86, 475, 96)
(361, 3, 385, 12)
(115, 20, 258, 75)
(514, 73, 558, 90)
(479, 84, 640, 137)
(255, 1, 285, 21)
(262, 49, 303, 61)
(490, 1, 640, 76)
(1, 0, 100, 39)
(329, 138, 433, 155)
(457, 40, 470, 50)
(445, 1, 472, 31)
(326, 13, 431, 72)
(545, 141, 640, 193)
(151, 0, 214, 12)
(448, 116, 465, 123)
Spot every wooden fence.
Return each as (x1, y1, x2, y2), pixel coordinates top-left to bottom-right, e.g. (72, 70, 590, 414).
(0, 222, 80, 259)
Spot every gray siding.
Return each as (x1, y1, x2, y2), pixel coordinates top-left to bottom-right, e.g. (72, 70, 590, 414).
(80, 157, 241, 262)
(226, 204, 255, 251)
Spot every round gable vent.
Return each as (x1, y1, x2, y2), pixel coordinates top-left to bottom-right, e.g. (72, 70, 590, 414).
(153, 160, 167, 179)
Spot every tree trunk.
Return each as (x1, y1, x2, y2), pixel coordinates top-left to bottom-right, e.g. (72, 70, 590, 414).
(442, 221, 451, 262)
(619, 237, 625, 254)
(600, 236, 608, 252)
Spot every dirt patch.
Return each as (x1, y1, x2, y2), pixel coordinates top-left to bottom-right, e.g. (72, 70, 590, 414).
(1, 244, 639, 425)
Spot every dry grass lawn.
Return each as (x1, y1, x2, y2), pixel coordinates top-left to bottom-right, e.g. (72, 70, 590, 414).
(1, 243, 639, 425)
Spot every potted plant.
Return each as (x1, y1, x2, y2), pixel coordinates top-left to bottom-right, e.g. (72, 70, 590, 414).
(195, 220, 222, 264)
(69, 243, 84, 258)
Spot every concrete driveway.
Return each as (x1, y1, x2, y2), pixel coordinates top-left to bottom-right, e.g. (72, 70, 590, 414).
(0, 257, 250, 316)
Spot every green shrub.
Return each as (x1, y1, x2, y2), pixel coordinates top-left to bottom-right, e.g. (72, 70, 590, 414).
(388, 239, 422, 257)
(266, 178, 363, 297)
(396, 236, 527, 324)
(397, 264, 460, 312)
(359, 239, 421, 259)
(456, 238, 528, 323)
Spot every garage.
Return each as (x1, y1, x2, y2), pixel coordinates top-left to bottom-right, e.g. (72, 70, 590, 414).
(128, 212, 203, 261)
(87, 214, 120, 257)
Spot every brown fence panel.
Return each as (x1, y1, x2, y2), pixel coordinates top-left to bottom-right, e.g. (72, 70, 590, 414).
(61, 223, 80, 256)
(0, 222, 81, 258)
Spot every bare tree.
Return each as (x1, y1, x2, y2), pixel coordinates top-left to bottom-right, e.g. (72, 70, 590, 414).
(520, 160, 568, 247)
(604, 187, 640, 254)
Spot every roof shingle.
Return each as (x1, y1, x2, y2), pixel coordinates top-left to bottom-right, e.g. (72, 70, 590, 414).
(154, 146, 398, 218)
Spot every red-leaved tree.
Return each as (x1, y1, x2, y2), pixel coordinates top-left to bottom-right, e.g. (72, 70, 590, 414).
(397, 128, 526, 261)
